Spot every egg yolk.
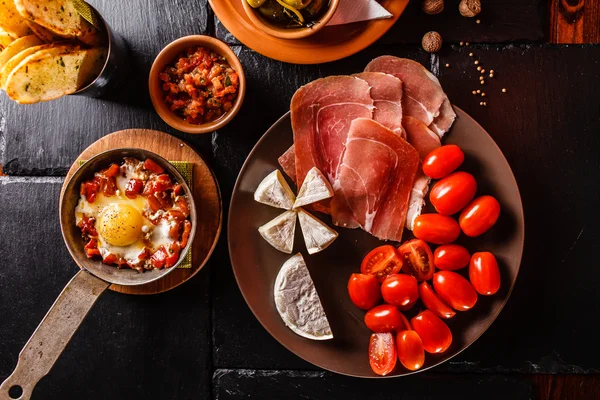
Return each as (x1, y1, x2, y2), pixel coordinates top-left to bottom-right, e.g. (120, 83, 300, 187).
(97, 203, 144, 247)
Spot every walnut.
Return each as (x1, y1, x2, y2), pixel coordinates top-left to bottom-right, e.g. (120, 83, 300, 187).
(459, 0, 481, 17)
(422, 31, 442, 53)
(422, 0, 444, 15)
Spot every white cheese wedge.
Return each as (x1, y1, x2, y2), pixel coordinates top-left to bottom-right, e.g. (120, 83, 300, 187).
(254, 170, 296, 210)
(258, 210, 297, 254)
(274, 253, 333, 340)
(293, 167, 333, 209)
(297, 208, 338, 254)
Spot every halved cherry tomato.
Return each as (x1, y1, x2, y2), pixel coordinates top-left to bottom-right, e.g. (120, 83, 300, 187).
(144, 158, 164, 174)
(430, 172, 477, 215)
(397, 239, 434, 281)
(434, 244, 470, 271)
(411, 310, 452, 354)
(365, 305, 406, 333)
(423, 145, 464, 179)
(361, 245, 403, 282)
(469, 252, 501, 295)
(348, 273, 381, 310)
(396, 330, 425, 371)
(381, 274, 418, 307)
(369, 333, 397, 376)
(419, 282, 455, 319)
(433, 271, 478, 311)
(459, 195, 501, 237)
(413, 214, 461, 245)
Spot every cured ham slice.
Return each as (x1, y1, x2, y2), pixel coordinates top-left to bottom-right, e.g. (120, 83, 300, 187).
(278, 145, 297, 183)
(335, 118, 419, 241)
(429, 98, 457, 138)
(365, 56, 446, 127)
(291, 76, 374, 228)
(353, 72, 404, 137)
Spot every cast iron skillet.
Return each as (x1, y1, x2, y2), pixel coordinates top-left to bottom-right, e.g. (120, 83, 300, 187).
(0, 149, 196, 399)
(228, 108, 524, 378)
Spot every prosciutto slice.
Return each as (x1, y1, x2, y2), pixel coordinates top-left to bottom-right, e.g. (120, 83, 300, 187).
(278, 145, 297, 183)
(336, 118, 419, 242)
(353, 72, 404, 137)
(291, 76, 374, 227)
(429, 98, 456, 138)
(365, 56, 447, 127)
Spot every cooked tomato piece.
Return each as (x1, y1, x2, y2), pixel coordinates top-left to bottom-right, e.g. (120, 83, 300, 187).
(381, 274, 418, 307)
(167, 209, 187, 221)
(138, 247, 151, 260)
(469, 252, 501, 295)
(361, 245, 403, 282)
(77, 216, 98, 237)
(433, 271, 478, 311)
(144, 158, 164, 174)
(411, 310, 453, 354)
(173, 184, 184, 196)
(365, 305, 405, 333)
(179, 220, 192, 248)
(419, 281, 456, 319)
(125, 179, 144, 199)
(369, 333, 397, 376)
(348, 273, 381, 310)
(150, 246, 168, 269)
(84, 239, 101, 258)
(397, 239, 434, 281)
(430, 172, 477, 216)
(434, 244, 470, 271)
(396, 330, 425, 371)
(423, 145, 464, 179)
(175, 196, 190, 217)
(413, 214, 461, 245)
(103, 163, 120, 177)
(459, 195, 501, 237)
(147, 194, 162, 213)
(165, 242, 180, 268)
(143, 174, 172, 196)
(82, 181, 99, 203)
(103, 253, 118, 265)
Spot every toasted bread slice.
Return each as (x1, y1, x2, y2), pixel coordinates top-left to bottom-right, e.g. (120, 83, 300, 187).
(0, 43, 54, 88)
(0, 0, 32, 38)
(0, 29, 14, 49)
(0, 34, 42, 70)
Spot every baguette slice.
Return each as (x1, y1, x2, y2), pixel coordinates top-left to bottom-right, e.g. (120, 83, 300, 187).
(0, 0, 32, 38)
(0, 43, 54, 89)
(0, 29, 14, 49)
(0, 34, 42, 71)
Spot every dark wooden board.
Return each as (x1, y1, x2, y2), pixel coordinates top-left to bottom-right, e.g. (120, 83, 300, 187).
(0, 181, 212, 399)
(550, 0, 600, 43)
(212, 369, 533, 399)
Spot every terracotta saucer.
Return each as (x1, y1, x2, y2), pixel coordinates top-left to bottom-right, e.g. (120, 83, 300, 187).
(228, 108, 525, 377)
(209, 0, 409, 64)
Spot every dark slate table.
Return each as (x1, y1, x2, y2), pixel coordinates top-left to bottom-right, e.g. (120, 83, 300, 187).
(1, 1, 599, 399)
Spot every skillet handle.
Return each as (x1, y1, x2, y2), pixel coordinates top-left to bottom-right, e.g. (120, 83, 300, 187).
(0, 270, 109, 400)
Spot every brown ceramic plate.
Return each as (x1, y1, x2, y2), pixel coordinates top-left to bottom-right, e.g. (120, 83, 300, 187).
(228, 108, 524, 377)
(209, 0, 409, 64)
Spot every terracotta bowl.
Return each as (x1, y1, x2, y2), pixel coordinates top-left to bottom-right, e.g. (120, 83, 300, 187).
(149, 35, 246, 134)
(241, 0, 340, 40)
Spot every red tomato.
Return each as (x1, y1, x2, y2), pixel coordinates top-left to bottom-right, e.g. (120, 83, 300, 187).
(469, 252, 501, 295)
(348, 273, 381, 310)
(396, 330, 425, 371)
(150, 246, 168, 269)
(125, 179, 144, 199)
(398, 299, 417, 311)
(434, 244, 470, 270)
(433, 271, 478, 311)
(365, 305, 405, 333)
(459, 195, 501, 237)
(381, 274, 418, 307)
(82, 181, 99, 203)
(144, 158, 164, 174)
(430, 172, 477, 216)
(397, 239, 434, 281)
(369, 333, 397, 376)
(419, 282, 456, 319)
(361, 245, 403, 282)
(411, 310, 453, 354)
(413, 214, 461, 245)
(103, 163, 120, 177)
(423, 145, 465, 179)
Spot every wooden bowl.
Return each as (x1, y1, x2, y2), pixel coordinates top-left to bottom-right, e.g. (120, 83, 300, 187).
(149, 35, 246, 134)
(241, 0, 340, 40)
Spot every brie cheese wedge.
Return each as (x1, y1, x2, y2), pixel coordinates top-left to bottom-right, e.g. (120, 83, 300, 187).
(274, 253, 333, 340)
(297, 208, 338, 254)
(293, 167, 333, 209)
(258, 210, 297, 254)
(254, 170, 296, 210)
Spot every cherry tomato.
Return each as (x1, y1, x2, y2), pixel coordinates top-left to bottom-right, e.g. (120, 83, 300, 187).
(398, 299, 417, 311)
(469, 252, 501, 295)
(396, 330, 425, 371)
(365, 305, 405, 333)
(397, 239, 434, 281)
(413, 214, 461, 245)
(144, 158, 164, 174)
(411, 310, 453, 354)
(433, 271, 478, 311)
(369, 333, 397, 376)
(423, 145, 464, 179)
(459, 195, 501, 237)
(381, 274, 418, 307)
(348, 273, 381, 310)
(361, 245, 403, 282)
(419, 281, 456, 319)
(434, 244, 470, 271)
(430, 172, 477, 216)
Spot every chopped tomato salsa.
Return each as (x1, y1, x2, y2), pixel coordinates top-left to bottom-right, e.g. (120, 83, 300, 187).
(159, 46, 240, 124)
